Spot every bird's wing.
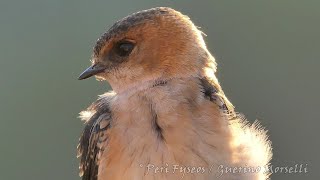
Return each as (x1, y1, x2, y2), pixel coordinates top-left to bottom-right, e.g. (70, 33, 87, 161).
(77, 97, 112, 180)
(199, 77, 236, 117)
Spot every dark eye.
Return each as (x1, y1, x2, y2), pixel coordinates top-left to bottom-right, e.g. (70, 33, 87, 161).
(115, 41, 134, 57)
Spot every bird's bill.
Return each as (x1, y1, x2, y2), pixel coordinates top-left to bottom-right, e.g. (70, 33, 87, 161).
(78, 64, 106, 80)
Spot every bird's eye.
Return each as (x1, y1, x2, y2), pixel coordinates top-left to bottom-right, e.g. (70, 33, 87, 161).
(115, 41, 135, 57)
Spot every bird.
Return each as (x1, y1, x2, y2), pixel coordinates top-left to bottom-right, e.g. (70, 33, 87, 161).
(77, 7, 272, 180)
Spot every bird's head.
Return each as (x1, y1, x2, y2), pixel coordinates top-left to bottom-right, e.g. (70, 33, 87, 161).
(78, 7, 217, 93)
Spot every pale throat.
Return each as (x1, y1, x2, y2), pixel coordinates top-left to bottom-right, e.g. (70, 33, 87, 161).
(106, 74, 197, 97)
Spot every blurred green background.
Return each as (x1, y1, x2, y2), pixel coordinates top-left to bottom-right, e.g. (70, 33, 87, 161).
(0, 0, 319, 179)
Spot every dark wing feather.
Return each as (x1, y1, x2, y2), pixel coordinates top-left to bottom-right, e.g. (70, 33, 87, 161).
(199, 77, 236, 118)
(77, 98, 112, 180)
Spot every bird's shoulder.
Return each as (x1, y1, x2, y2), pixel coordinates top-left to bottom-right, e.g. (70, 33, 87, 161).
(199, 77, 235, 115)
(77, 92, 114, 180)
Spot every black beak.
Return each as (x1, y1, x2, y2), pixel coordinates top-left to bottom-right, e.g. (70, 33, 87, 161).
(78, 64, 106, 80)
